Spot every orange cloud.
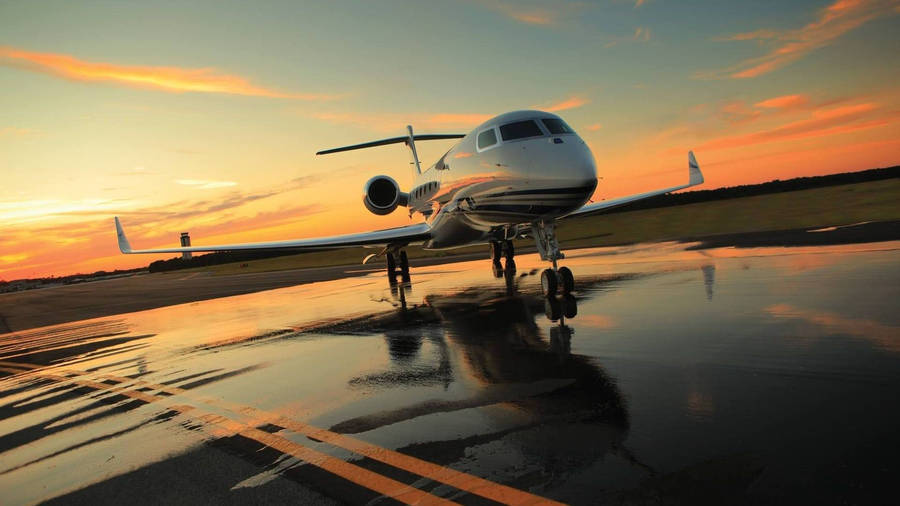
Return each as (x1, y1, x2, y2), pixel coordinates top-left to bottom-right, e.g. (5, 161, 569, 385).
(536, 95, 590, 112)
(697, 102, 890, 151)
(426, 113, 493, 126)
(0, 46, 331, 99)
(468, 0, 584, 26)
(633, 26, 651, 41)
(697, 0, 897, 79)
(718, 100, 762, 124)
(0, 126, 36, 137)
(587, 123, 602, 131)
(755, 94, 810, 110)
(312, 111, 490, 132)
(174, 179, 238, 189)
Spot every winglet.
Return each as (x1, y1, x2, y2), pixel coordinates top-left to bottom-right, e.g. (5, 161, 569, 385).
(688, 151, 704, 185)
(114, 217, 132, 253)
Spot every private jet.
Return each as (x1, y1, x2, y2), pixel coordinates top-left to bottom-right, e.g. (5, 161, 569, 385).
(114, 110, 703, 297)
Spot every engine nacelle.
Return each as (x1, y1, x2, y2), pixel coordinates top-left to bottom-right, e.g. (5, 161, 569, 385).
(363, 175, 408, 215)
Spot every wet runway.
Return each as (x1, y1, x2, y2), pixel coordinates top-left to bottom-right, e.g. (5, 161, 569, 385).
(2, 242, 899, 505)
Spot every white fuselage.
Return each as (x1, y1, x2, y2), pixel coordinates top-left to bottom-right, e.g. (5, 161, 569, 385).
(404, 110, 598, 249)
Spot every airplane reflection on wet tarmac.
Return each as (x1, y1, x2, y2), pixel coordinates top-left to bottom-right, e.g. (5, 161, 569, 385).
(1, 242, 899, 504)
(0, 257, 640, 504)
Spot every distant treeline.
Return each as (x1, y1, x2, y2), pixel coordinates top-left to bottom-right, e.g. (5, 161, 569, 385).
(0, 267, 146, 293)
(148, 249, 315, 273)
(598, 165, 899, 214)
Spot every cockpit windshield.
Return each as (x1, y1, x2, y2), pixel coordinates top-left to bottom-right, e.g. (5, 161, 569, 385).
(541, 118, 574, 135)
(499, 120, 543, 141)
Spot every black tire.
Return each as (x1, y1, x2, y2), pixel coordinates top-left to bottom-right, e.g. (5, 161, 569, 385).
(399, 250, 410, 275)
(541, 269, 558, 297)
(558, 266, 575, 294)
(386, 253, 396, 276)
(562, 294, 577, 318)
(490, 241, 502, 263)
(504, 240, 515, 261)
(544, 296, 561, 321)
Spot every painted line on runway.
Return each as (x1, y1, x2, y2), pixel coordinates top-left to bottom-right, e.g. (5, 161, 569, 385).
(91, 371, 565, 505)
(2, 362, 565, 505)
(3, 368, 455, 505)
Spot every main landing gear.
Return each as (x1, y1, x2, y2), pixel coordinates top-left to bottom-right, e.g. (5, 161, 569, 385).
(386, 249, 410, 283)
(489, 239, 516, 276)
(532, 220, 575, 297)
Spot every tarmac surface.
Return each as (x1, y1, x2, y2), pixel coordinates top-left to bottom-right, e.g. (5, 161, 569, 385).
(1, 241, 899, 504)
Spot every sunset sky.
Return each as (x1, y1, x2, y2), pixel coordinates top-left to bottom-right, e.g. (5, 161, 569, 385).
(2, 0, 899, 280)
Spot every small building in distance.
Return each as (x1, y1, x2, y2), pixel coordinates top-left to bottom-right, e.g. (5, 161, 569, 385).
(180, 232, 192, 260)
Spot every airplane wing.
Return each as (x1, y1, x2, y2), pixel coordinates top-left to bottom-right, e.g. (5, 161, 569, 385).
(565, 151, 704, 218)
(114, 217, 431, 255)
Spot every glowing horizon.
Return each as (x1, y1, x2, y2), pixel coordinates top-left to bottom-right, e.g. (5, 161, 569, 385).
(2, 0, 898, 281)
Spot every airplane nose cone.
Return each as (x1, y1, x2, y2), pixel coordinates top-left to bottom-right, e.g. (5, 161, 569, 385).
(572, 141, 598, 185)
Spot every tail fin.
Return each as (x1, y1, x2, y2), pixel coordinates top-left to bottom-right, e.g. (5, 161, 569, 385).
(406, 125, 422, 176)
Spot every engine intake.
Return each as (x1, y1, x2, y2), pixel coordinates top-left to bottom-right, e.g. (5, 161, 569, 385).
(363, 175, 408, 215)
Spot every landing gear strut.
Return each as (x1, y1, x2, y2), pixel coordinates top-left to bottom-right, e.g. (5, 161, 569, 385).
(489, 239, 516, 274)
(386, 249, 410, 283)
(532, 220, 574, 297)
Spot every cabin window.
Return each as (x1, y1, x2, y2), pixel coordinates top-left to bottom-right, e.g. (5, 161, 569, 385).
(500, 120, 543, 141)
(541, 118, 574, 135)
(477, 128, 497, 150)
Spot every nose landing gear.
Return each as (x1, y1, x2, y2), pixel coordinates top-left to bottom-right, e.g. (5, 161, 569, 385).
(532, 220, 574, 297)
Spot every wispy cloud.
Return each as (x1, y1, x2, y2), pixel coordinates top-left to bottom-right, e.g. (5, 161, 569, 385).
(117, 166, 160, 176)
(467, 0, 584, 26)
(534, 95, 591, 112)
(0, 46, 334, 99)
(603, 26, 653, 48)
(0, 126, 37, 137)
(697, 0, 898, 79)
(174, 179, 238, 189)
(425, 113, 494, 126)
(717, 100, 762, 124)
(312, 111, 492, 132)
(633, 26, 652, 41)
(697, 101, 894, 151)
(587, 123, 603, 131)
(0, 198, 123, 225)
(755, 94, 811, 110)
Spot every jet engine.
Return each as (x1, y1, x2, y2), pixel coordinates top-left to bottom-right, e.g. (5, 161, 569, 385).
(363, 175, 408, 215)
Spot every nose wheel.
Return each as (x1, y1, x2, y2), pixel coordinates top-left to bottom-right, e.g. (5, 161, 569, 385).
(533, 221, 575, 297)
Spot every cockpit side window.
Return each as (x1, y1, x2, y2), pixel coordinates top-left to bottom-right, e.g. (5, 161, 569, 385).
(499, 120, 543, 141)
(477, 128, 498, 150)
(541, 118, 574, 135)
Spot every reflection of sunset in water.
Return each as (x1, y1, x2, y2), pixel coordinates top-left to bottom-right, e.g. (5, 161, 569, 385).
(767, 303, 900, 354)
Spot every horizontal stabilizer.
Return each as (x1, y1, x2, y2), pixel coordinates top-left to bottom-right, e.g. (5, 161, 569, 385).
(317, 134, 465, 155)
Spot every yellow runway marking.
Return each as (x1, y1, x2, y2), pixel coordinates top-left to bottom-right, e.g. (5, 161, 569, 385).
(2, 362, 564, 505)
